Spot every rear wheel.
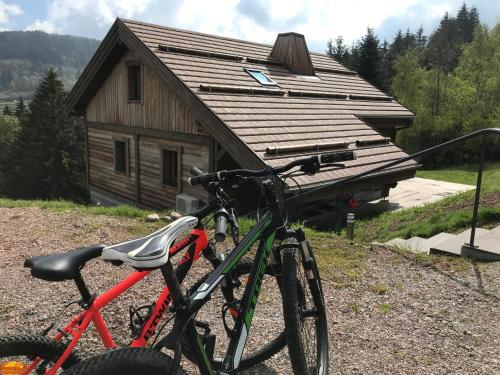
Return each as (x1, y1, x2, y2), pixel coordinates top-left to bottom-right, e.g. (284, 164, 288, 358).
(62, 347, 180, 375)
(0, 335, 80, 374)
(281, 244, 329, 375)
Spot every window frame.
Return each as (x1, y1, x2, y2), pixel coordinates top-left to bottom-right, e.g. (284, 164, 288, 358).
(113, 137, 130, 176)
(126, 60, 143, 103)
(160, 146, 182, 190)
(244, 68, 278, 86)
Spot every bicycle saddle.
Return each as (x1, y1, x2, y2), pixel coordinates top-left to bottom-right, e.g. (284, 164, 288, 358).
(24, 245, 105, 282)
(102, 216, 198, 269)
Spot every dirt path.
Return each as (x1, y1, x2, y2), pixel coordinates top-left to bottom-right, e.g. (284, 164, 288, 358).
(0, 207, 499, 374)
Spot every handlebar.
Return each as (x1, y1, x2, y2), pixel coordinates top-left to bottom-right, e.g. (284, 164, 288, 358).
(188, 150, 356, 186)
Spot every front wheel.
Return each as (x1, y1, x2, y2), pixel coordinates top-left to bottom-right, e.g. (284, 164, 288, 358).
(0, 335, 80, 374)
(61, 347, 181, 375)
(281, 244, 329, 375)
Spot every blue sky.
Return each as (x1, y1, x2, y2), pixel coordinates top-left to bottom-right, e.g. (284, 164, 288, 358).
(1, 0, 499, 52)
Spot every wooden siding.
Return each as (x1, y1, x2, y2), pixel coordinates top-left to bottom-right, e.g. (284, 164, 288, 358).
(86, 50, 202, 135)
(138, 136, 209, 209)
(88, 128, 136, 200)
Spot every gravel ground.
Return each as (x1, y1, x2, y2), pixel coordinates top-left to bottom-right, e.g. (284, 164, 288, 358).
(0, 207, 499, 374)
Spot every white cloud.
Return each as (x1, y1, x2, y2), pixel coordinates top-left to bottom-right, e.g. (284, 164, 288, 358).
(172, 0, 423, 51)
(26, 19, 58, 33)
(35, 0, 157, 36)
(0, 1, 23, 26)
(25, 0, 500, 51)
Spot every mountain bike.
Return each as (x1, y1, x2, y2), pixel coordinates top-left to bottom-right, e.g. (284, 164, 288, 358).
(0, 181, 285, 375)
(63, 150, 355, 375)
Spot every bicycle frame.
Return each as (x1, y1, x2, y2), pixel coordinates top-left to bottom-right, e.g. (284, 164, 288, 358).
(158, 192, 290, 375)
(23, 228, 209, 375)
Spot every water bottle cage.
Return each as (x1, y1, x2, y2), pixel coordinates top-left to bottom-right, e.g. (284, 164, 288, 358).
(129, 303, 156, 338)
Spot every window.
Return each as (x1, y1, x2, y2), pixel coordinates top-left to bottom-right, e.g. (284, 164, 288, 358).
(114, 140, 128, 174)
(161, 149, 178, 187)
(128, 64, 141, 101)
(245, 69, 277, 86)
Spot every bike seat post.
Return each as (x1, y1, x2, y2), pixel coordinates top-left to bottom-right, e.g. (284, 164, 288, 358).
(161, 261, 187, 308)
(73, 272, 94, 308)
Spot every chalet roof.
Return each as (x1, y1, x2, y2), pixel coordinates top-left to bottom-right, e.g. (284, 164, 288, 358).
(68, 18, 417, 191)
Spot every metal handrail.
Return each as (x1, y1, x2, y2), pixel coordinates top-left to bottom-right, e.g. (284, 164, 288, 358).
(305, 128, 500, 248)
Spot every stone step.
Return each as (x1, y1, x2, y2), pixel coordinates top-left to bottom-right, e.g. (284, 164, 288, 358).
(462, 230, 500, 261)
(386, 236, 428, 253)
(421, 232, 456, 250)
(430, 228, 490, 256)
(491, 225, 500, 235)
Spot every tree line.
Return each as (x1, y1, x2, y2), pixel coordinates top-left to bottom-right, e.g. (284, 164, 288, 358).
(327, 3, 499, 165)
(0, 30, 99, 104)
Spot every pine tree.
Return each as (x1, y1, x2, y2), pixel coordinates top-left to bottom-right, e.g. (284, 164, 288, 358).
(3, 105, 12, 116)
(357, 28, 382, 87)
(6, 69, 89, 202)
(456, 3, 480, 44)
(414, 25, 427, 51)
(14, 97, 27, 118)
(327, 36, 351, 67)
(425, 12, 461, 73)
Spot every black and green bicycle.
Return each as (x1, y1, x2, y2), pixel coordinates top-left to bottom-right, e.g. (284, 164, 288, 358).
(63, 151, 355, 375)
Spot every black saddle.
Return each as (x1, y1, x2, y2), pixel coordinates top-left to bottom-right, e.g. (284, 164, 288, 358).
(24, 245, 105, 282)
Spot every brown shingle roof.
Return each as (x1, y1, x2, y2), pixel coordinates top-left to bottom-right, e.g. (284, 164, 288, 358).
(71, 18, 418, 191)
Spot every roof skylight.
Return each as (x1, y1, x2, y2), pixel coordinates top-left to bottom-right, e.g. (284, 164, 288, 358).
(245, 69, 277, 86)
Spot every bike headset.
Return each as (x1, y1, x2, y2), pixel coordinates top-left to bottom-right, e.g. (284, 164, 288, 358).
(190, 166, 240, 245)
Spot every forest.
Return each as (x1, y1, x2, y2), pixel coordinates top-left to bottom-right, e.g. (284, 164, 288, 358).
(0, 30, 99, 108)
(327, 3, 499, 165)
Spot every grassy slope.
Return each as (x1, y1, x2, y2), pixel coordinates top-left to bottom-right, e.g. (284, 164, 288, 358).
(356, 163, 500, 242)
(0, 198, 164, 219)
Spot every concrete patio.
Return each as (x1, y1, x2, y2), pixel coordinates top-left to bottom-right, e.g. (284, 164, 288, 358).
(386, 177, 475, 211)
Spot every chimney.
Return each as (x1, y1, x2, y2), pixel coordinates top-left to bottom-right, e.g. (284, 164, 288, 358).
(269, 32, 315, 76)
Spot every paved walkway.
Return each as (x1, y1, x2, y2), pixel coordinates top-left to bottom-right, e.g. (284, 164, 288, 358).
(387, 177, 475, 211)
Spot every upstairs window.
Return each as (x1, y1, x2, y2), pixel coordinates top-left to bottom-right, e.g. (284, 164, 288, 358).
(114, 139, 129, 174)
(245, 69, 277, 86)
(161, 149, 178, 187)
(128, 64, 142, 101)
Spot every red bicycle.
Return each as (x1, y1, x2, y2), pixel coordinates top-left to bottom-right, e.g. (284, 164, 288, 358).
(0, 180, 285, 375)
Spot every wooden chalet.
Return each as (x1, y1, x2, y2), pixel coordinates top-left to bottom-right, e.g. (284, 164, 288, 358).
(66, 18, 418, 217)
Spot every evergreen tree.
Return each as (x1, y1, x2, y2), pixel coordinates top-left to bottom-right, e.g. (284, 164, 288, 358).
(3, 105, 12, 116)
(0, 114, 19, 193)
(14, 97, 28, 118)
(6, 69, 89, 202)
(425, 12, 461, 73)
(357, 28, 382, 87)
(456, 3, 480, 44)
(326, 36, 351, 67)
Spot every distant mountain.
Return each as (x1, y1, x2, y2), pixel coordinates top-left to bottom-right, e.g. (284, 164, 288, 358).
(0, 30, 100, 107)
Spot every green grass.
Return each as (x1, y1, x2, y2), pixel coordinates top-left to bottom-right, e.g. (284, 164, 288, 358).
(0, 198, 163, 219)
(378, 303, 392, 313)
(357, 163, 500, 243)
(416, 162, 500, 191)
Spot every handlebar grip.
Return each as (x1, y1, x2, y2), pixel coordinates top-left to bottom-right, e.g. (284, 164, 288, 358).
(214, 208, 229, 242)
(188, 175, 203, 186)
(190, 167, 204, 177)
(320, 151, 356, 164)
